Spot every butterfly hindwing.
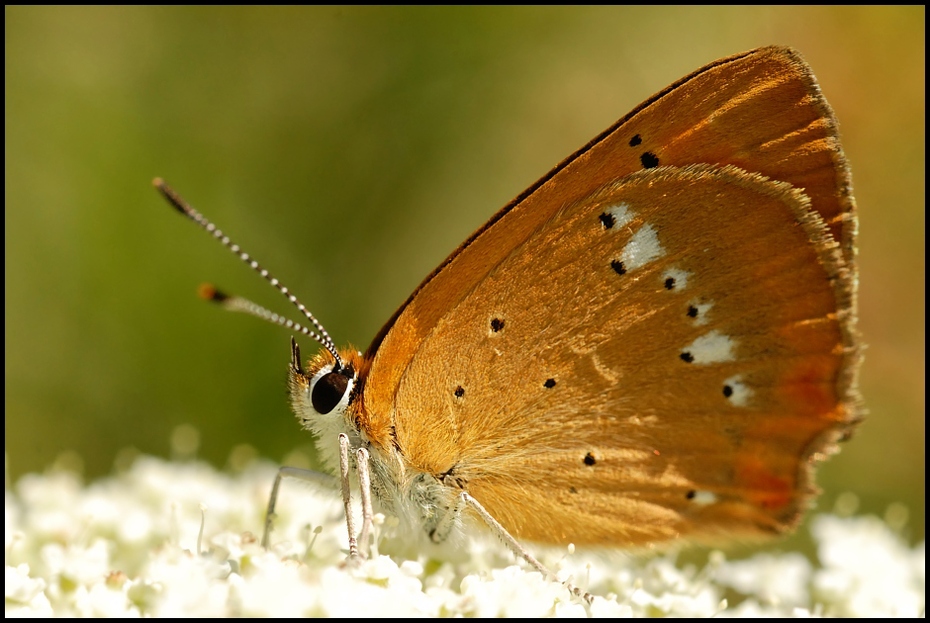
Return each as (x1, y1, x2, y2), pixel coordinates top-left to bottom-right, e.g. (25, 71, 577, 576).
(386, 164, 853, 545)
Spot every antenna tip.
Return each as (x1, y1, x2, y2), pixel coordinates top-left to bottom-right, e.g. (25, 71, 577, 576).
(198, 283, 228, 302)
(154, 179, 189, 215)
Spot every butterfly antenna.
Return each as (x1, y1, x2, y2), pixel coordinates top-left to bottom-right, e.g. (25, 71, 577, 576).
(153, 178, 344, 370)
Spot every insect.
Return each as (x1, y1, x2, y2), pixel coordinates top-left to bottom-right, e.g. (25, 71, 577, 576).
(156, 45, 860, 600)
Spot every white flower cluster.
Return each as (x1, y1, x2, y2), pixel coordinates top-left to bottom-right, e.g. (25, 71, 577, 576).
(5, 455, 924, 617)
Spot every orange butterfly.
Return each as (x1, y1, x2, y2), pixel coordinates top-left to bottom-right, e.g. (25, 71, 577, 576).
(157, 46, 860, 600)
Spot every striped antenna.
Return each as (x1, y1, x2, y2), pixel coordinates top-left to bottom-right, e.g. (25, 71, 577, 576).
(154, 178, 344, 370)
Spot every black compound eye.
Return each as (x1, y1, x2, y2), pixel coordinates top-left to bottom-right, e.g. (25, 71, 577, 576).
(311, 372, 350, 414)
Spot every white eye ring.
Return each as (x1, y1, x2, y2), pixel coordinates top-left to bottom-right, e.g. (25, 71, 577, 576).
(308, 364, 355, 416)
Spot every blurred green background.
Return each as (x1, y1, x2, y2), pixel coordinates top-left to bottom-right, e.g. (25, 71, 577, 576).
(6, 7, 924, 542)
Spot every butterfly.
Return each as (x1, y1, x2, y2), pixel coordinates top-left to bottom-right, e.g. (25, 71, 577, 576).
(157, 45, 860, 597)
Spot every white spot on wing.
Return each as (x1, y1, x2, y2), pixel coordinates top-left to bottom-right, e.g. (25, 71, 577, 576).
(620, 223, 664, 270)
(689, 300, 714, 326)
(663, 267, 690, 289)
(682, 330, 736, 364)
(723, 374, 752, 407)
(691, 490, 717, 506)
(605, 203, 634, 228)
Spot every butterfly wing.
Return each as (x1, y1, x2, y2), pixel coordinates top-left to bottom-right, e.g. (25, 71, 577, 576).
(360, 47, 860, 546)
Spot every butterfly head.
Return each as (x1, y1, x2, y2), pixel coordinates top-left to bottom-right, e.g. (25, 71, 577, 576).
(287, 337, 371, 455)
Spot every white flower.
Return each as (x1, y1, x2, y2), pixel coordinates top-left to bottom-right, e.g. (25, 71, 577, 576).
(5, 453, 924, 617)
(5, 563, 53, 616)
(811, 514, 924, 617)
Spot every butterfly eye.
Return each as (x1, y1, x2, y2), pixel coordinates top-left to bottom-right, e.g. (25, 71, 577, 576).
(311, 371, 350, 414)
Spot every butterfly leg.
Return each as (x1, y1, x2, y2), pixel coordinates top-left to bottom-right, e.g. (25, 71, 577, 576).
(261, 466, 338, 549)
(338, 433, 377, 560)
(461, 492, 593, 604)
(355, 446, 374, 558)
(338, 432, 362, 559)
